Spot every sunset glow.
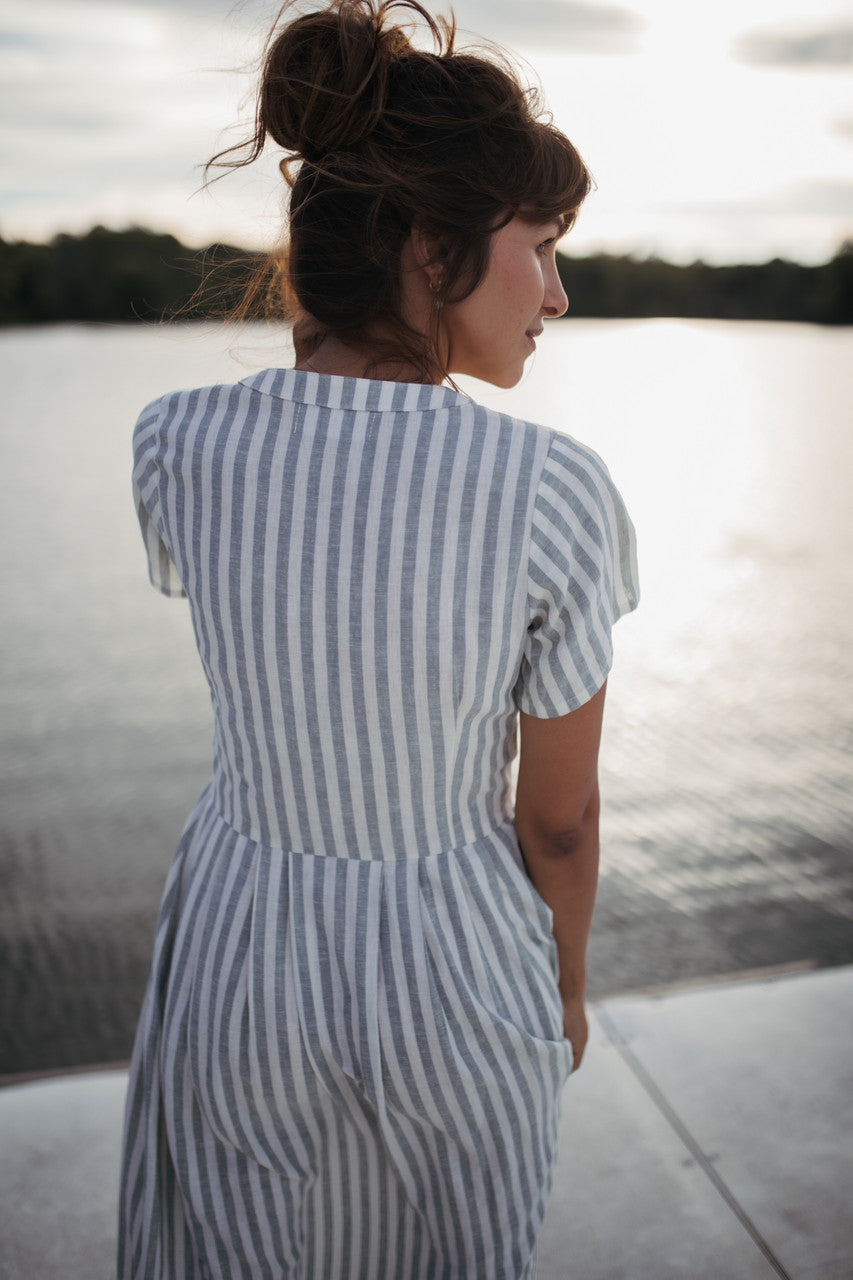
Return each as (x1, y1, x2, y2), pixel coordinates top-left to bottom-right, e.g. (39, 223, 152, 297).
(1, 0, 851, 262)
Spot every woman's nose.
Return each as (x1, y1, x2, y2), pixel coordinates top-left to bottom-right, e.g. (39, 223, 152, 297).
(544, 263, 569, 318)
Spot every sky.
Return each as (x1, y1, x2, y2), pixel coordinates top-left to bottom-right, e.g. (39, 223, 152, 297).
(1, 0, 852, 264)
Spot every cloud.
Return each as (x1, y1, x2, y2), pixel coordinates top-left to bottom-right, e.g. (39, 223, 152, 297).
(778, 178, 853, 216)
(733, 20, 853, 69)
(0, 0, 258, 244)
(439, 0, 645, 54)
(80, 0, 242, 11)
(556, 175, 851, 265)
(65, 0, 645, 53)
(0, 30, 41, 47)
(658, 179, 853, 220)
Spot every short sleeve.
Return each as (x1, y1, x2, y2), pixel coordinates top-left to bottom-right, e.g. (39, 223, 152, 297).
(514, 432, 639, 718)
(131, 398, 186, 599)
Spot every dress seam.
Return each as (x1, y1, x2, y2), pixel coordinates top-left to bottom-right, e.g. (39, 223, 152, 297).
(207, 794, 515, 862)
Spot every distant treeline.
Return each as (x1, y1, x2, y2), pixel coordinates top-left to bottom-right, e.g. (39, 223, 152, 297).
(1, 224, 852, 326)
(561, 247, 853, 325)
(0, 227, 250, 327)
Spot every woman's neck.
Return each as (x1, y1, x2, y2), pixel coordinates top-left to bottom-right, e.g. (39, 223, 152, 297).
(295, 334, 437, 385)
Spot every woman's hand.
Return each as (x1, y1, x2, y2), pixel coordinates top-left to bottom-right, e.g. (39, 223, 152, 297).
(562, 994, 589, 1072)
(515, 689, 606, 1078)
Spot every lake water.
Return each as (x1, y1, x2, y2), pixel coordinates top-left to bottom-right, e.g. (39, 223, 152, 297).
(2, 319, 852, 1074)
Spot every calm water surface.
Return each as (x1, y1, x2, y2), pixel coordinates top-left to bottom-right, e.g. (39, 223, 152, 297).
(2, 319, 851, 1073)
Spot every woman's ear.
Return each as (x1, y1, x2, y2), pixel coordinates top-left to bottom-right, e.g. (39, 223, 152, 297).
(410, 222, 445, 292)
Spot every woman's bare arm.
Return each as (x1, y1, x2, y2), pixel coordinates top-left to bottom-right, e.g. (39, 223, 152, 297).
(514, 683, 607, 1070)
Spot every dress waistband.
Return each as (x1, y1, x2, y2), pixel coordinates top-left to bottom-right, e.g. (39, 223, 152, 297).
(200, 787, 514, 864)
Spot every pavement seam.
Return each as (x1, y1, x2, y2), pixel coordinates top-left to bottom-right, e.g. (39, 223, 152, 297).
(594, 1004, 793, 1280)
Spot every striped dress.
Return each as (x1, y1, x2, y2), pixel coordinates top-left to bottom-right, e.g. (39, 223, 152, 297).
(119, 368, 638, 1280)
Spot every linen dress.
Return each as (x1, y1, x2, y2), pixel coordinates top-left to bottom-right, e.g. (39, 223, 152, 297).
(118, 368, 638, 1280)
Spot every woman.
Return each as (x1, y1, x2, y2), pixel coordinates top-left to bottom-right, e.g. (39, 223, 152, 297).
(119, 2, 638, 1276)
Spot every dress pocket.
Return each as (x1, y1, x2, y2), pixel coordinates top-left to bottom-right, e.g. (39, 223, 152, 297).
(422, 827, 566, 1048)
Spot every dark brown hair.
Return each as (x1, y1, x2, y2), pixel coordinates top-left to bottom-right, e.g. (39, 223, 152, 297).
(208, 0, 591, 381)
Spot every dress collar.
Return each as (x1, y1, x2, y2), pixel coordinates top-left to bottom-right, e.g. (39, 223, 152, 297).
(239, 367, 468, 413)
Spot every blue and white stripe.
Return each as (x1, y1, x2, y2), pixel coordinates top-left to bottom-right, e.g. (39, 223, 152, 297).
(120, 368, 638, 1279)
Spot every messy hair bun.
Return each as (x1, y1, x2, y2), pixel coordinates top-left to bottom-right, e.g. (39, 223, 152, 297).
(258, 2, 434, 162)
(211, 1, 453, 171)
(208, 0, 591, 381)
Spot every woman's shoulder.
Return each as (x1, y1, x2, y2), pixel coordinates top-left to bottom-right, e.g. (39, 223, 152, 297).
(467, 398, 619, 493)
(132, 380, 264, 461)
(135, 379, 243, 425)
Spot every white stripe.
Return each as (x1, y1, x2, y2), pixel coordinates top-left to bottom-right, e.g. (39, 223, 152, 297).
(283, 403, 328, 851)
(383, 410, 424, 857)
(356, 414, 396, 858)
(333, 423, 371, 848)
(310, 421, 353, 853)
(260, 411, 302, 849)
(409, 417, 450, 852)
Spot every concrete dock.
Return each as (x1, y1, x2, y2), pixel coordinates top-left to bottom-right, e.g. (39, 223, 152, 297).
(1, 965, 851, 1279)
